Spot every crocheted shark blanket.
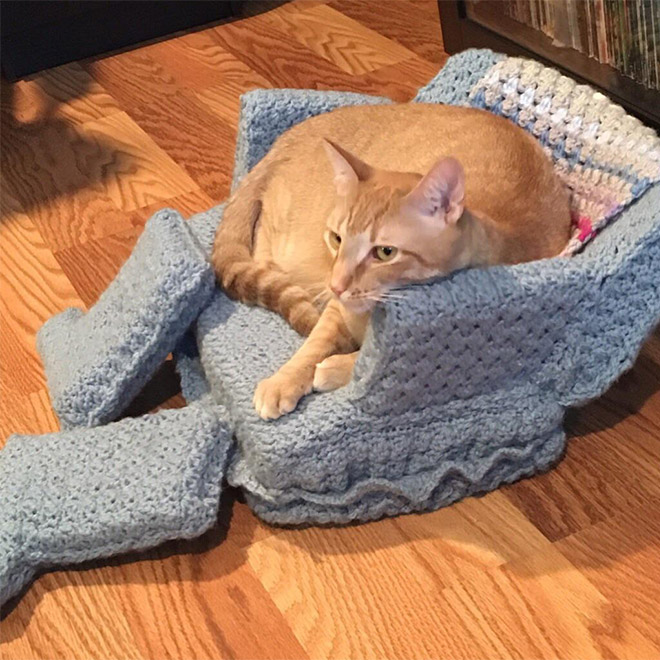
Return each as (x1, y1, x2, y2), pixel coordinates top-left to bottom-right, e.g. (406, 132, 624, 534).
(2, 49, 659, 608)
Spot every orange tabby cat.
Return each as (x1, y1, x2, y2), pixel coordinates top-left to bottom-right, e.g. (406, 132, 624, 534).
(213, 104, 571, 419)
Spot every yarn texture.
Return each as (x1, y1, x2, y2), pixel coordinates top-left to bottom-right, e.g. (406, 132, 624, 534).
(36, 208, 215, 427)
(468, 57, 660, 254)
(1, 49, 659, 606)
(0, 405, 231, 606)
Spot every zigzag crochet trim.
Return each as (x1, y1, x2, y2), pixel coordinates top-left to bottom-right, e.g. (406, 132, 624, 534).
(469, 57, 660, 255)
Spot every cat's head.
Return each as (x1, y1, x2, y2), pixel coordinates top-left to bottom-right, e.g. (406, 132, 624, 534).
(322, 139, 466, 313)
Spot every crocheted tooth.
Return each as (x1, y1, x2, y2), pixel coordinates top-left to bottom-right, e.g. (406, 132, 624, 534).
(552, 78, 573, 112)
(483, 86, 500, 107)
(482, 66, 500, 87)
(538, 66, 559, 91)
(519, 86, 535, 108)
(584, 120, 600, 140)
(568, 87, 588, 115)
(519, 107, 535, 127)
(519, 61, 540, 90)
(535, 94, 552, 116)
(502, 75, 519, 97)
(500, 57, 520, 77)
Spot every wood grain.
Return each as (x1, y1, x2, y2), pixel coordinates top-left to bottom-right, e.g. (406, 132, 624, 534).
(195, 61, 272, 128)
(128, 89, 235, 200)
(0, 206, 83, 402)
(504, 341, 660, 541)
(1, 2, 659, 659)
(210, 10, 424, 98)
(78, 112, 199, 212)
(245, 522, 449, 659)
(262, 4, 416, 75)
(329, 0, 446, 64)
(555, 499, 660, 648)
(8, 63, 121, 125)
(443, 546, 659, 660)
(347, 54, 445, 102)
(0, 389, 59, 441)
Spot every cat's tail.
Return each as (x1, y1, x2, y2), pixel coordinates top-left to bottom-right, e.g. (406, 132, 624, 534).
(211, 156, 320, 336)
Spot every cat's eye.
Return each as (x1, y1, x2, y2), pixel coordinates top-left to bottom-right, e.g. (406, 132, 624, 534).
(328, 231, 342, 250)
(374, 246, 398, 262)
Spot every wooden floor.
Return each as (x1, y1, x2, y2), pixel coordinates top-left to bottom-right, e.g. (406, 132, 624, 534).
(1, 1, 659, 658)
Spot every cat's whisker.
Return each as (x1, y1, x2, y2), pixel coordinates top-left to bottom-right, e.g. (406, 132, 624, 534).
(379, 292, 406, 300)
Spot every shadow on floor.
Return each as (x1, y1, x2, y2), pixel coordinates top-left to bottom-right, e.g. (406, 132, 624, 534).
(0, 71, 130, 221)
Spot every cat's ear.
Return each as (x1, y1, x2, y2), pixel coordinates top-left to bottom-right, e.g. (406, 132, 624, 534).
(323, 139, 373, 197)
(403, 157, 465, 225)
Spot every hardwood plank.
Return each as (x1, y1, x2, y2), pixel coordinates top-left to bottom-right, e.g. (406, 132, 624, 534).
(223, 499, 283, 550)
(262, 4, 416, 75)
(0, 319, 50, 414)
(1, 111, 144, 250)
(118, 542, 310, 660)
(53, 225, 143, 307)
(1, 572, 142, 660)
(78, 112, 199, 213)
(85, 50, 180, 111)
(505, 343, 660, 541)
(329, 0, 446, 64)
(127, 89, 235, 200)
(195, 64, 272, 128)
(0, 208, 82, 403)
(140, 30, 258, 93)
(555, 498, 660, 647)
(1, 533, 308, 660)
(440, 546, 660, 660)
(210, 12, 415, 97)
(392, 491, 552, 574)
(54, 189, 220, 307)
(246, 520, 456, 659)
(0, 389, 59, 445)
(341, 55, 442, 102)
(132, 188, 219, 222)
(8, 62, 122, 125)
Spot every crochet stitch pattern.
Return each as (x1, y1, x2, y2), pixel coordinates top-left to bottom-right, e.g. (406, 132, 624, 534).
(36, 208, 216, 427)
(468, 57, 660, 254)
(1, 49, 658, 607)
(0, 404, 231, 606)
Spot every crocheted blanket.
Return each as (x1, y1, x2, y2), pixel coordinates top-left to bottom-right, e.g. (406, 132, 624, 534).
(2, 49, 659, 608)
(469, 57, 660, 254)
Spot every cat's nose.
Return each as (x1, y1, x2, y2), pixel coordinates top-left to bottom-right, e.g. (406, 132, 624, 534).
(330, 283, 346, 298)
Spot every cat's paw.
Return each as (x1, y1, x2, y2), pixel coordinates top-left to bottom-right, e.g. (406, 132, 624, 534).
(254, 369, 313, 420)
(313, 353, 357, 392)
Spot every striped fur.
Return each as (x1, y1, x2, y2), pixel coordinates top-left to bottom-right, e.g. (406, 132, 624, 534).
(211, 155, 320, 336)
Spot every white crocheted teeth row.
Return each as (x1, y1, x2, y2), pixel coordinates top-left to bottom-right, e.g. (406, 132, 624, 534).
(470, 61, 660, 181)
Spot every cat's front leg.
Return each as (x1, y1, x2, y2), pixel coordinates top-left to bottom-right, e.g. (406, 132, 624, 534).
(253, 299, 358, 420)
(254, 364, 315, 420)
(313, 351, 359, 392)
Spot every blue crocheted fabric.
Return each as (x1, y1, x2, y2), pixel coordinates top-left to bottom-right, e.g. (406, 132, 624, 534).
(0, 404, 231, 606)
(179, 185, 660, 524)
(37, 208, 215, 427)
(175, 49, 660, 524)
(2, 49, 659, 607)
